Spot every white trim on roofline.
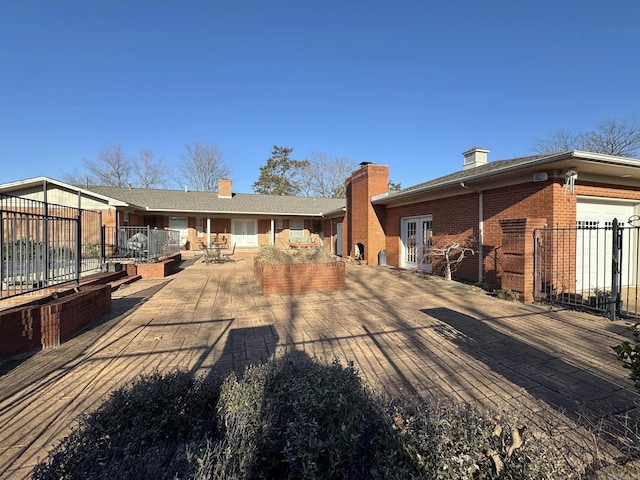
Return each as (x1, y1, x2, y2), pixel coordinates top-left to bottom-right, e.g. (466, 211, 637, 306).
(373, 150, 640, 204)
(143, 207, 328, 216)
(0, 176, 131, 207)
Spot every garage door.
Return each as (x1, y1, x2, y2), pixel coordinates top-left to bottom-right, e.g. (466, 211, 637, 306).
(576, 198, 636, 291)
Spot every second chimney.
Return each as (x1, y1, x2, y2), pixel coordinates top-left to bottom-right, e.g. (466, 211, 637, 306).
(462, 147, 489, 170)
(218, 178, 232, 198)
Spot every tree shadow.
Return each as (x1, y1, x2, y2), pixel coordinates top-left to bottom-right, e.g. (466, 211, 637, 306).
(422, 306, 640, 420)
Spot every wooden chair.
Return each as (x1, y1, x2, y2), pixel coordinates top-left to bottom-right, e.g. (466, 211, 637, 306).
(222, 243, 236, 262)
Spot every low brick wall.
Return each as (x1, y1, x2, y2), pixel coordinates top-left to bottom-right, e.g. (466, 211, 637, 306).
(254, 259, 346, 294)
(0, 285, 111, 359)
(127, 253, 182, 278)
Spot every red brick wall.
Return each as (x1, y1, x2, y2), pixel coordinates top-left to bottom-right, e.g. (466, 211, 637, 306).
(384, 193, 478, 281)
(134, 254, 181, 278)
(499, 218, 547, 301)
(42, 285, 111, 346)
(382, 182, 556, 284)
(0, 285, 111, 359)
(254, 258, 346, 294)
(344, 164, 389, 264)
(0, 305, 41, 359)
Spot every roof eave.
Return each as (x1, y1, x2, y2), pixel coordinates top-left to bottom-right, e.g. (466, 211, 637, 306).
(373, 150, 640, 205)
(1, 176, 130, 207)
(143, 206, 329, 216)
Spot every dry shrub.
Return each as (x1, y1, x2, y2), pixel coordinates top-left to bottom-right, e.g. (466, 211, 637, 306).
(256, 244, 337, 265)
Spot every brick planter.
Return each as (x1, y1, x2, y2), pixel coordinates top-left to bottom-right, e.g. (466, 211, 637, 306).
(254, 258, 345, 294)
(0, 285, 111, 359)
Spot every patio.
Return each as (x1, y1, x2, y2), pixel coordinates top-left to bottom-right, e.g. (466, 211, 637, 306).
(1, 257, 639, 478)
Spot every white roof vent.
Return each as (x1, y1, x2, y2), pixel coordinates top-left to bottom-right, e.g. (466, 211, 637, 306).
(462, 147, 489, 170)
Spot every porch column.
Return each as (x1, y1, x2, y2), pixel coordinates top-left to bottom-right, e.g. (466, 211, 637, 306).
(207, 218, 211, 248)
(270, 219, 275, 245)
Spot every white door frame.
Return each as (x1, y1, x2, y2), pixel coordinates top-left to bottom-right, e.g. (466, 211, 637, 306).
(401, 215, 433, 271)
(231, 218, 258, 246)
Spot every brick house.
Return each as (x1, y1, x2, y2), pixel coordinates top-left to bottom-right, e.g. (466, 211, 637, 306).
(3, 147, 640, 302)
(0, 177, 346, 257)
(344, 148, 640, 301)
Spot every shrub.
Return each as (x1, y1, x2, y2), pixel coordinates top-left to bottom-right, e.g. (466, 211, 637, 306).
(33, 353, 572, 479)
(32, 370, 222, 480)
(612, 323, 640, 391)
(256, 244, 337, 264)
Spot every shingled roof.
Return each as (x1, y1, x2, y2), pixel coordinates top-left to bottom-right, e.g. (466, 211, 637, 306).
(86, 186, 345, 216)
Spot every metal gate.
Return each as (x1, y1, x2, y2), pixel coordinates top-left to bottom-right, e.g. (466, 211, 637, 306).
(534, 218, 640, 320)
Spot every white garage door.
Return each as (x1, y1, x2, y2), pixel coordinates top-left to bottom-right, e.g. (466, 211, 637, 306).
(576, 198, 636, 291)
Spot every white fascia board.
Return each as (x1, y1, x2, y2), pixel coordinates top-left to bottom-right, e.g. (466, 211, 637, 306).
(374, 150, 640, 205)
(144, 207, 326, 216)
(0, 176, 130, 207)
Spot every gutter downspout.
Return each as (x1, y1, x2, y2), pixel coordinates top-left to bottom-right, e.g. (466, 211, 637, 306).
(460, 182, 483, 283)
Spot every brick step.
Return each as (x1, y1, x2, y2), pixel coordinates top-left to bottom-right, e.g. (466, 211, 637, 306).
(110, 275, 142, 292)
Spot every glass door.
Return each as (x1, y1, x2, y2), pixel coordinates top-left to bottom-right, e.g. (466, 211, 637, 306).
(402, 216, 432, 271)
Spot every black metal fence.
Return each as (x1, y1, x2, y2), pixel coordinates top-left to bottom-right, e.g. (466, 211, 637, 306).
(103, 226, 181, 263)
(1, 193, 102, 299)
(534, 218, 640, 320)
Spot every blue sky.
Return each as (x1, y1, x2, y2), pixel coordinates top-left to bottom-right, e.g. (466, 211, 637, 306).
(1, 1, 638, 193)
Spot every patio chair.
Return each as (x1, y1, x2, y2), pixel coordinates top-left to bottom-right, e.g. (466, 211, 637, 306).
(222, 243, 236, 262)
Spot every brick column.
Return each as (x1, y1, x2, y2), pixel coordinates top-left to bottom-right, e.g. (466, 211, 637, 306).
(499, 217, 547, 302)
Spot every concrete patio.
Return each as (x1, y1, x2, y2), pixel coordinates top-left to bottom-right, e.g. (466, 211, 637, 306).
(1, 255, 639, 478)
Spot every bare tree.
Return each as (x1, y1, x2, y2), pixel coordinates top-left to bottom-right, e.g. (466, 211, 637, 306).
(532, 129, 586, 154)
(180, 141, 230, 192)
(299, 153, 357, 198)
(63, 143, 132, 187)
(582, 118, 640, 157)
(134, 149, 171, 188)
(424, 237, 475, 281)
(63, 144, 173, 188)
(533, 118, 640, 157)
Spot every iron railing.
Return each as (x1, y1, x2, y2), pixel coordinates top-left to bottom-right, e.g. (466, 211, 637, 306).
(102, 226, 181, 263)
(534, 218, 640, 320)
(1, 193, 102, 299)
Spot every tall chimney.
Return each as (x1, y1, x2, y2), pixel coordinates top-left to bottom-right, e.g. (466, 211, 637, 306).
(462, 147, 489, 170)
(218, 178, 232, 198)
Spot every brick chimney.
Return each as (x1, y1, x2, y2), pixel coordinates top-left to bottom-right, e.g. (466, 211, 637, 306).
(218, 178, 232, 198)
(462, 147, 489, 170)
(344, 163, 389, 265)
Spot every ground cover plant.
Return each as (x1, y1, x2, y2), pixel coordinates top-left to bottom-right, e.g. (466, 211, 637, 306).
(33, 353, 595, 479)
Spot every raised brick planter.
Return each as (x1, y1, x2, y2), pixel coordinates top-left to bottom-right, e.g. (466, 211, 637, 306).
(254, 258, 345, 294)
(125, 253, 182, 279)
(0, 285, 111, 359)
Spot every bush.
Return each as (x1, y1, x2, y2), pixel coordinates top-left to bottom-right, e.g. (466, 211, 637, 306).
(256, 244, 337, 264)
(32, 370, 222, 480)
(33, 353, 571, 479)
(612, 323, 640, 391)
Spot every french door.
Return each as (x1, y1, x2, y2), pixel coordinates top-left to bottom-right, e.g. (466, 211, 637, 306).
(232, 219, 257, 246)
(401, 216, 433, 271)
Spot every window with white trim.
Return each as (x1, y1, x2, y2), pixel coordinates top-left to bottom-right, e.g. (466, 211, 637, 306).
(289, 219, 304, 239)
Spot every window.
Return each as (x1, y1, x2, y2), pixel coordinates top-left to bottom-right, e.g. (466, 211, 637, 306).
(275, 219, 283, 237)
(289, 219, 304, 239)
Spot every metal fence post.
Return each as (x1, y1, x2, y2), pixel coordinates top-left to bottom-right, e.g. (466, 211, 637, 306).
(76, 192, 82, 288)
(0, 209, 3, 298)
(611, 218, 622, 320)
